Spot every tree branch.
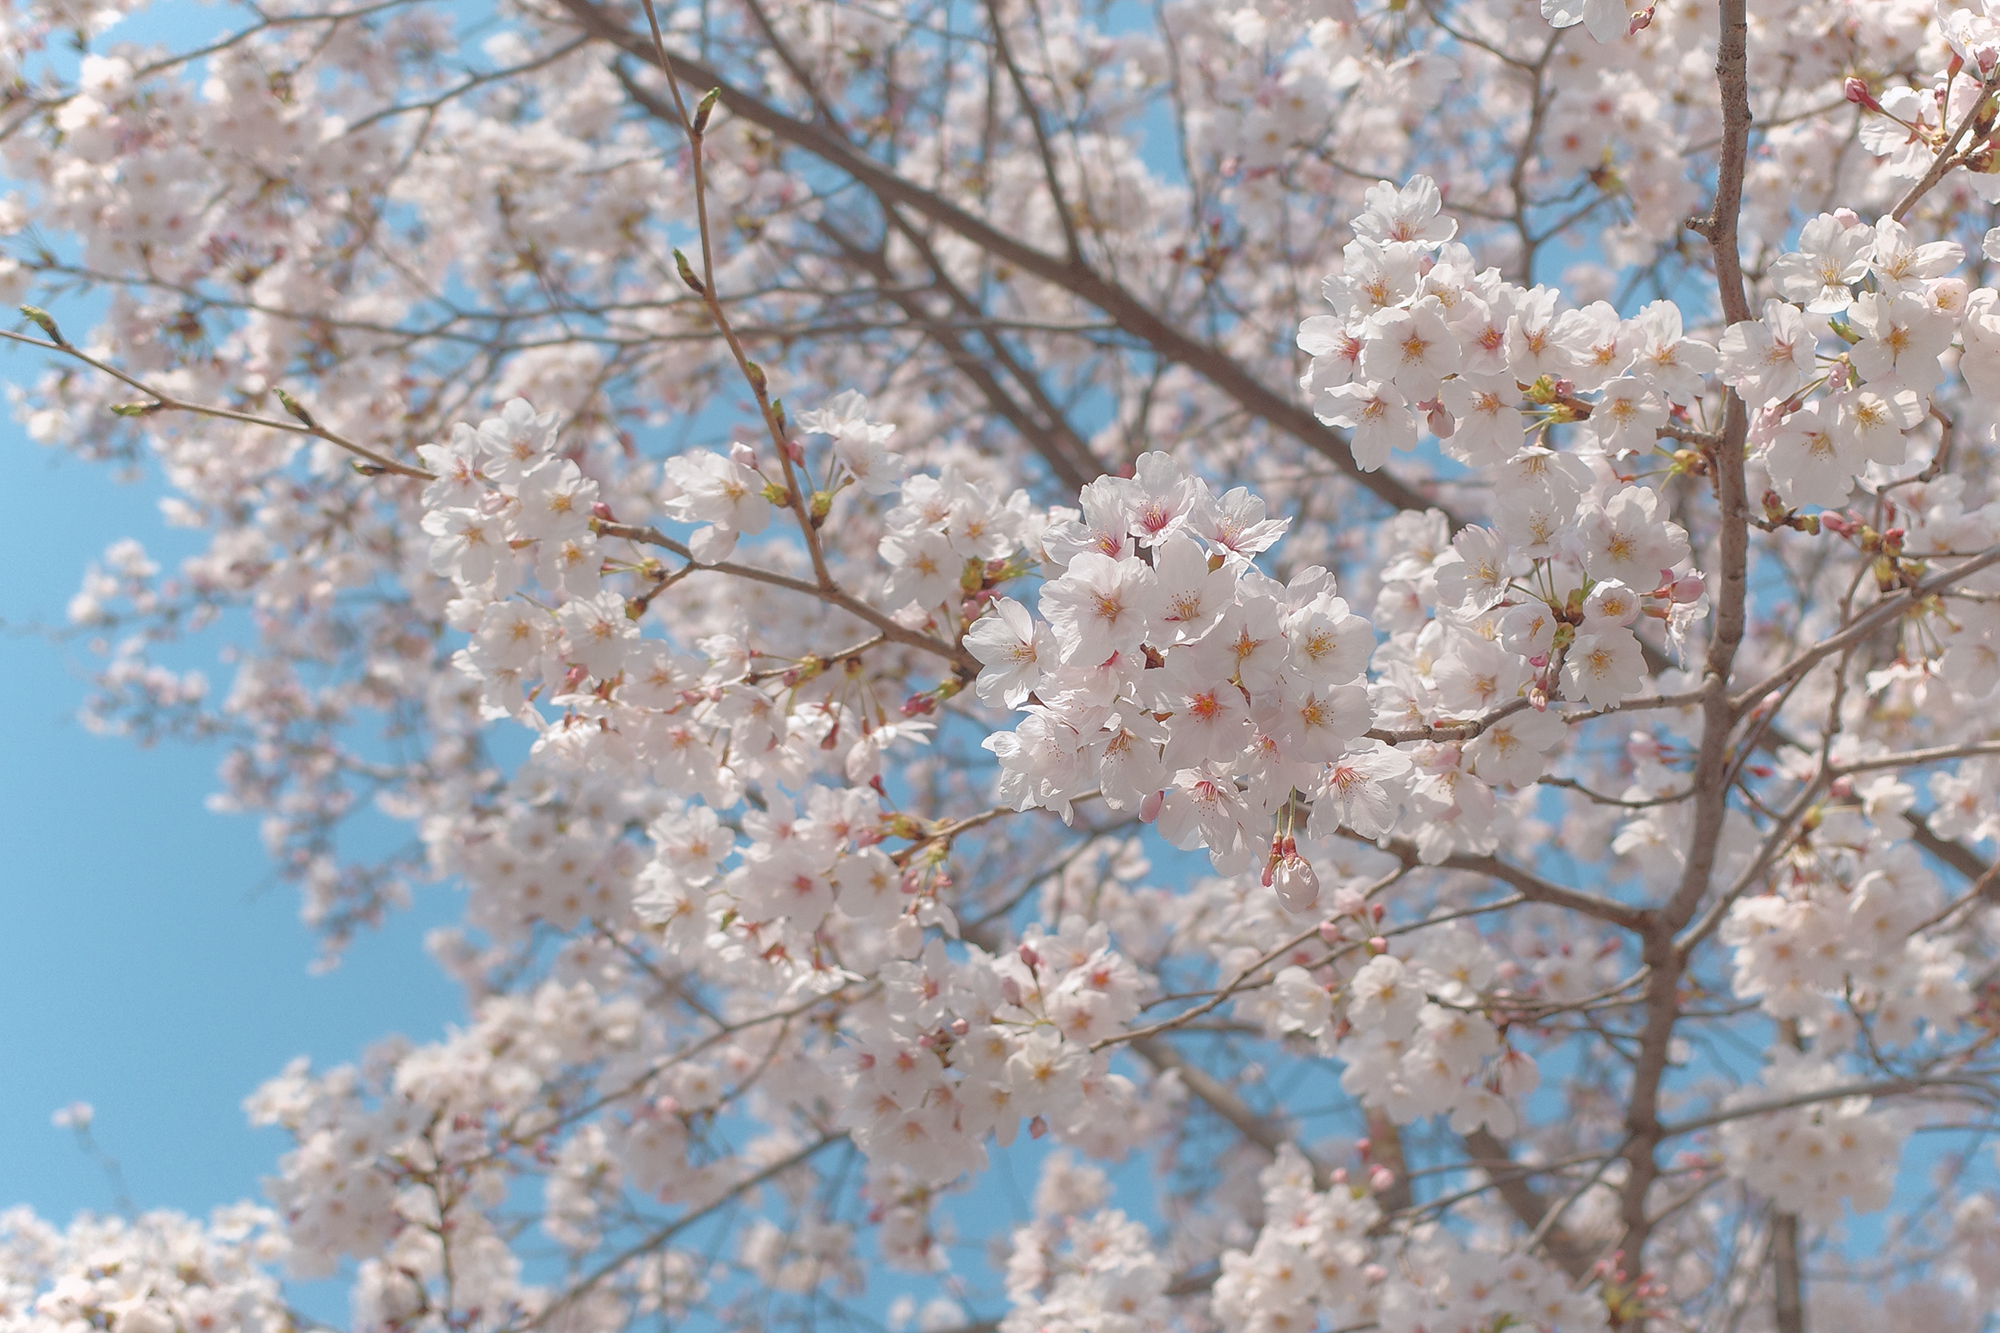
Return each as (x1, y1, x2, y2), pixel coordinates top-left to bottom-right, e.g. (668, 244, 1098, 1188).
(556, 0, 1445, 516)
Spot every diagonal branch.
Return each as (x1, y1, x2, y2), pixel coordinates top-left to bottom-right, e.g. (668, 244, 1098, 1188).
(556, 0, 1444, 516)
(1460, 1128, 1599, 1282)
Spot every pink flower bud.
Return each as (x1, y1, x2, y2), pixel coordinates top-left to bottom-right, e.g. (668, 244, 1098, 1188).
(1138, 789, 1165, 823)
(592, 501, 615, 521)
(1831, 207, 1862, 229)
(729, 440, 759, 469)
(1019, 943, 1041, 969)
(785, 439, 805, 465)
(1000, 977, 1022, 1006)
(1426, 403, 1455, 439)
(1317, 920, 1343, 945)
(1273, 855, 1320, 913)
(1368, 1164, 1397, 1193)
(1029, 1114, 1050, 1139)
(950, 1018, 969, 1036)
(1627, 4, 1654, 33)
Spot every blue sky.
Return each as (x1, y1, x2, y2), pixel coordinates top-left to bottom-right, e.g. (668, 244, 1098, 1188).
(0, 409, 462, 1226)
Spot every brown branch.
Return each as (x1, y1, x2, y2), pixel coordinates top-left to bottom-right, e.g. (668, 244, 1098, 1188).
(1728, 543, 2000, 716)
(523, 1133, 843, 1331)
(1449, 853, 1649, 933)
(1889, 68, 2000, 221)
(1460, 1128, 1598, 1282)
(1624, 0, 1757, 1281)
(553, 0, 1445, 517)
(1128, 1033, 1332, 1189)
(1771, 1209, 1805, 1333)
(0, 327, 433, 479)
(814, 216, 1098, 493)
(597, 520, 979, 673)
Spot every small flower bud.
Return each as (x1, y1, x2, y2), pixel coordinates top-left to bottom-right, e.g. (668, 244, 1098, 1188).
(1272, 855, 1320, 913)
(673, 248, 705, 294)
(274, 388, 316, 428)
(692, 86, 721, 135)
(19, 305, 65, 346)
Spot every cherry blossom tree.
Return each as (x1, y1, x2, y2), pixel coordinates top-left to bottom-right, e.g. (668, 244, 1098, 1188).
(7, 0, 2000, 1329)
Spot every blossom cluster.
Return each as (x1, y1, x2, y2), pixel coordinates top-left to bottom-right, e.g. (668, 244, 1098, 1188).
(978, 451, 1379, 883)
(1718, 1052, 1908, 1220)
(837, 918, 1155, 1184)
(1211, 1147, 1607, 1333)
(1267, 924, 1535, 1138)
(0, 1206, 287, 1333)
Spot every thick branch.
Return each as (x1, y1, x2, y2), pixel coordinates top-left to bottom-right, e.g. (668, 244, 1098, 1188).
(1128, 1034, 1333, 1190)
(1460, 1128, 1598, 1282)
(1771, 1212, 1805, 1333)
(1624, 0, 1756, 1280)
